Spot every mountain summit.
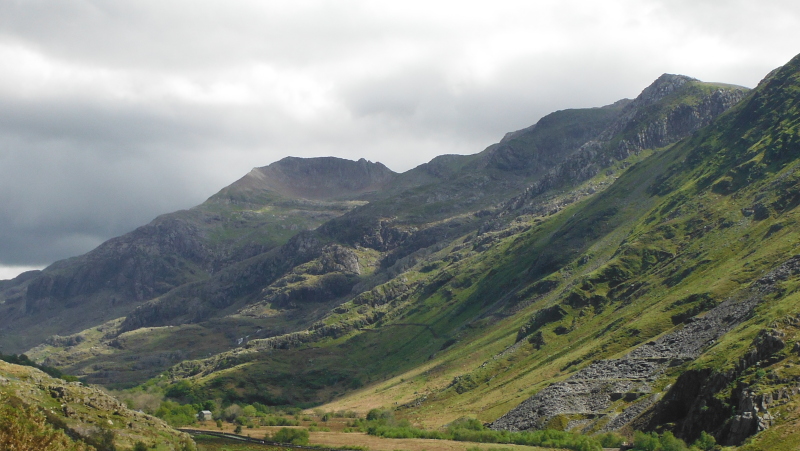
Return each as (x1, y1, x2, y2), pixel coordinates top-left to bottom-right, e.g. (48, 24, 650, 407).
(212, 156, 397, 203)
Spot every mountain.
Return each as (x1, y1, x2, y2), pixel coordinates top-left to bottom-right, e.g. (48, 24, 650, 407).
(11, 53, 800, 449)
(212, 156, 397, 202)
(0, 157, 395, 353)
(14, 71, 747, 390)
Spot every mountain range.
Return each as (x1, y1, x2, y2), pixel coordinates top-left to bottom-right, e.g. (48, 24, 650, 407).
(3, 53, 800, 449)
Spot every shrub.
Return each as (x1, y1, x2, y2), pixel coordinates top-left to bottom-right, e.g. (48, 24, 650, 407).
(633, 431, 660, 451)
(692, 431, 718, 451)
(366, 409, 393, 422)
(133, 442, 148, 451)
(84, 426, 117, 451)
(223, 404, 243, 421)
(0, 396, 92, 451)
(271, 427, 310, 445)
(447, 417, 485, 432)
(154, 401, 197, 427)
(261, 416, 300, 426)
(658, 431, 688, 451)
(596, 432, 625, 448)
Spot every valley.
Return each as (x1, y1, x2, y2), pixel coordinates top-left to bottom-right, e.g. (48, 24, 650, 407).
(3, 53, 800, 451)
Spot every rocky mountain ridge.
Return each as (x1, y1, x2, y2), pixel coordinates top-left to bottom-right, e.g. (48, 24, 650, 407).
(11, 54, 800, 451)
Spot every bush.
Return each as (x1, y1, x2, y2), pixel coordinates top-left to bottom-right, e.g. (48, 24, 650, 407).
(241, 405, 258, 417)
(447, 417, 484, 432)
(133, 442, 148, 451)
(0, 396, 92, 451)
(84, 426, 117, 451)
(596, 432, 625, 448)
(366, 409, 394, 421)
(271, 427, 310, 445)
(154, 401, 197, 427)
(633, 431, 660, 451)
(692, 431, 718, 451)
(261, 416, 300, 426)
(165, 380, 198, 403)
(659, 431, 688, 451)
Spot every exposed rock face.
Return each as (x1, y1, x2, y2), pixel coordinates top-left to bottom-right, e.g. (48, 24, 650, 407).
(0, 158, 387, 353)
(504, 76, 749, 213)
(118, 231, 325, 332)
(639, 321, 798, 446)
(23, 215, 212, 306)
(490, 257, 797, 434)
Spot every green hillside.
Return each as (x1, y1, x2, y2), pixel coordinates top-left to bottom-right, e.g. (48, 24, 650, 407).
(0, 360, 196, 450)
(131, 55, 800, 449)
(15, 53, 800, 450)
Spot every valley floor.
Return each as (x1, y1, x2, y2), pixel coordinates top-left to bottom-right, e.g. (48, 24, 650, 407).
(189, 420, 563, 451)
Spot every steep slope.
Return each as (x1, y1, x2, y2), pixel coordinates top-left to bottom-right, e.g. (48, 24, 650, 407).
(23, 73, 748, 392)
(0, 157, 395, 354)
(316, 54, 800, 448)
(39, 73, 745, 404)
(110, 54, 800, 451)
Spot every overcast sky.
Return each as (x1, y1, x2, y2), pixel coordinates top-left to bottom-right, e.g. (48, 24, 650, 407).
(1, 0, 799, 279)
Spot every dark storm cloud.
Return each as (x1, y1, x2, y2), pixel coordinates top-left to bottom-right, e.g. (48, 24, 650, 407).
(0, 0, 799, 275)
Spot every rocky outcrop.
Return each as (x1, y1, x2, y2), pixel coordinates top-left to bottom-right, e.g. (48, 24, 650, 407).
(503, 77, 748, 214)
(0, 360, 194, 450)
(635, 327, 796, 446)
(118, 231, 325, 332)
(490, 257, 797, 434)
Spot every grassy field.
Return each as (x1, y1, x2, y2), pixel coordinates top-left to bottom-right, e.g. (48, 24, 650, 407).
(192, 420, 565, 451)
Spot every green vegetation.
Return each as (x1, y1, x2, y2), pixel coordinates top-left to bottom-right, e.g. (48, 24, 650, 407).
(631, 431, 712, 451)
(11, 52, 800, 451)
(155, 401, 199, 427)
(0, 352, 79, 382)
(350, 410, 602, 451)
(269, 427, 309, 445)
(0, 395, 92, 451)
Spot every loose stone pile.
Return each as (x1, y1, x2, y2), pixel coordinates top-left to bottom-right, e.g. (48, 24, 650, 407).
(490, 257, 800, 433)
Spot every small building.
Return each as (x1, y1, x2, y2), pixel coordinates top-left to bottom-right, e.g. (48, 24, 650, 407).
(197, 410, 213, 421)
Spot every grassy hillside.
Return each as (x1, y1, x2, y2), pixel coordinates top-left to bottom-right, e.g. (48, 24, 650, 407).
(114, 55, 800, 450)
(17, 60, 783, 451)
(0, 360, 196, 450)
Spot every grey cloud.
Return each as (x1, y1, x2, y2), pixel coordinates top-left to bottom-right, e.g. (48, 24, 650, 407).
(0, 1, 394, 70)
(0, 0, 799, 275)
(339, 52, 662, 146)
